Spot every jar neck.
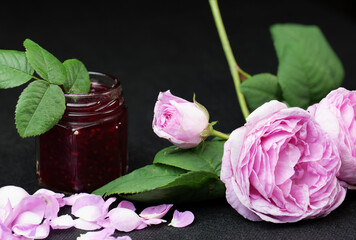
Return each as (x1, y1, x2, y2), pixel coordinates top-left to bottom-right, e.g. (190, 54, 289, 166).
(58, 72, 125, 123)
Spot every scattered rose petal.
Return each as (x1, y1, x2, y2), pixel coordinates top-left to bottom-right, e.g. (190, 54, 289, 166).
(77, 227, 115, 240)
(6, 196, 46, 227)
(0, 186, 29, 208)
(12, 219, 50, 239)
(108, 208, 142, 232)
(63, 193, 90, 206)
(0, 185, 185, 239)
(0, 223, 14, 240)
(169, 210, 194, 228)
(115, 236, 132, 240)
(72, 195, 106, 222)
(140, 204, 173, 219)
(117, 200, 136, 212)
(142, 218, 167, 225)
(50, 214, 75, 229)
(103, 197, 116, 215)
(135, 221, 148, 230)
(97, 217, 112, 229)
(74, 218, 102, 231)
(0, 200, 12, 224)
(33, 189, 64, 220)
(34, 189, 66, 207)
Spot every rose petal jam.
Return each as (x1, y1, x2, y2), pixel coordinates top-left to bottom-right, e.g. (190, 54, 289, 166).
(36, 72, 128, 193)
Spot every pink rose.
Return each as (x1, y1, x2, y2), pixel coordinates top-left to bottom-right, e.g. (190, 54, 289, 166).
(221, 100, 346, 223)
(152, 90, 209, 149)
(308, 87, 356, 188)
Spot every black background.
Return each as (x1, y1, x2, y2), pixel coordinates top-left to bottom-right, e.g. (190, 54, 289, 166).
(0, 1, 356, 239)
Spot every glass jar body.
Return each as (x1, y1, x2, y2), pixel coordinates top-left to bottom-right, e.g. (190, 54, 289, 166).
(36, 72, 128, 193)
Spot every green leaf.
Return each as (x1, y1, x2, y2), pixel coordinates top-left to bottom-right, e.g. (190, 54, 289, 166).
(92, 164, 187, 196)
(240, 73, 282, 111)
(153, 138, 225, 175)
(93, 163, 225, 204)
(63, 59, 90, 94)
(121, 171, 225, 204)
(270, 24, 344, 108)
(24, 39, 67, 85)
(15, 80, 65, 137)
(0, 50, 34, 88)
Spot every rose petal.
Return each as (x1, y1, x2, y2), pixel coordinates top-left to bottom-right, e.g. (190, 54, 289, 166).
(97, 217, 111, 228)
(169, 210, 194, 228)
(12, 219, 50, 239)
(117, 200, 136, 212)
(6, 196, 46, 227)
(140, 204, 173, 219)
(116, 236, 132, 240)
(34, 189, 65, 207)
(0, 223, 14, 240)
(135, 221, 148, 230)
(77, 227, 115, 240)
(0, 186, 29, 209)
(0, 200, 13, 224)
(72, 195, 104, 222)
(108, 208, 142, 232)
(142, 218, 166, 225)
(73, 205, 102, 222)
(33, 191, 61, 220)
(74, 218, 101, 231)
(50, 214, 75, 229)
(63, 193, 90, 206)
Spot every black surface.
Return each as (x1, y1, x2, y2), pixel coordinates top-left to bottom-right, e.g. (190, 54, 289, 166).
(0, 1, 356, 239)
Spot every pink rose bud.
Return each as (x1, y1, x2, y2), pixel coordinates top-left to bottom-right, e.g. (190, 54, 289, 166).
(220, 100, 346, 223)
(308, 87, 356, 188)
(152, 90, 209, 149)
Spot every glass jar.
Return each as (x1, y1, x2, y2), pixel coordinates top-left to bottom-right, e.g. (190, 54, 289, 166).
(36, 72, 128, 193)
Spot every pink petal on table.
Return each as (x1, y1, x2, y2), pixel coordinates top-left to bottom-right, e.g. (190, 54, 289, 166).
(103, 197, 117, 214)
(140, 204, 173, 219)
(77, 227, 115, 240)
(108, 208, 142, 232)
(12, 219, 50, 239)
(73, 218, 102, 231)
(105, 236, 132, 240)
(34, 189, 66, 207)
(0, 185, 29, 208)
(168, 210, 194, 228)
(135, 221, 148, 230)
(33, 193, 61, 220)
(97, 217, 112, 228)
(0, 223, 14, 240)
(63, 193, 90, 206)
(117, 200, 136, 212)
(0, 200, 13, 224)
(72, 195, 104, 222)
(116, 236, 132, 240)
(6, 196, 46, 227)
(50, 214, 75, 229)
(142, 218, 167, 225)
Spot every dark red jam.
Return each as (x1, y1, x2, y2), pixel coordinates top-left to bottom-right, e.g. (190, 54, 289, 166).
(36, 72, 128, 193)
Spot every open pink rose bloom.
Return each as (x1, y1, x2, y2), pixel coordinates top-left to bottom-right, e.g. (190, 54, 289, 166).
(152, 90, 209, 149)
(221, 100, 346, 223)
(308, 87, 356, 188)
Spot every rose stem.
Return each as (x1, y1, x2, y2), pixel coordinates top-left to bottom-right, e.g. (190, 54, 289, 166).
(209, 0, 250, 120)
(211, 129, 230, 140)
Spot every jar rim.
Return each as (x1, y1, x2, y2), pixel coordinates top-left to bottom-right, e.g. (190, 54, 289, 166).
(64, 71, 121, 98)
